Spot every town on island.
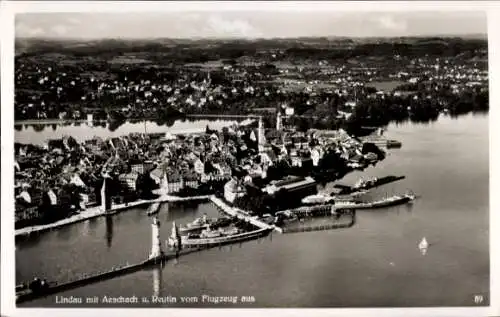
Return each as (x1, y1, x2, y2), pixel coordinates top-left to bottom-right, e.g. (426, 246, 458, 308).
(14, 35, 488, 304)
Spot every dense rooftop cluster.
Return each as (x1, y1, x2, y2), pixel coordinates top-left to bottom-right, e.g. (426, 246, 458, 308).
(15, 114, 385, 228)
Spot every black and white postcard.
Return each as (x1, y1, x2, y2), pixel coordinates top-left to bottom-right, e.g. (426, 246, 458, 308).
(1, 1, 497, 317)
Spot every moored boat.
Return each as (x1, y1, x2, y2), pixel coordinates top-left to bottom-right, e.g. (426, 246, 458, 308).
(353, 175, 406, 190)
(334, 192, 416, 209)
(387, 140, 402, 148)
(302, 194, 332, 205)
(179, 214, 215, 233)
(169, 225, 271, 249)
(16, 277, 56, 302)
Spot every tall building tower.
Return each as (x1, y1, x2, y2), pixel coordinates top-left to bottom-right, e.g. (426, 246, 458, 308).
(149, 216, 163, 261)
(161, 171, 169, 195)
(100, 177, 112, 212)
(276, 110, 282, 131)
(258, 116, 265, 153)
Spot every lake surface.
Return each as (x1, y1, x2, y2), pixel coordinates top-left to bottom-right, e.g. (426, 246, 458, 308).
(14, 119, 239, 145)
(15, 113, 489, 307)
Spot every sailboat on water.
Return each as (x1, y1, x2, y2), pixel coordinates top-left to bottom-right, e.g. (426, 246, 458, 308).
(419, 237, 429, 249)
(419, 237, 429, 255)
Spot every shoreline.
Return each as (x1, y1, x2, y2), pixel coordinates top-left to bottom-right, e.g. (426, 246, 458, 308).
(14, 115, 247, 126)
(15, 195, 211, 238)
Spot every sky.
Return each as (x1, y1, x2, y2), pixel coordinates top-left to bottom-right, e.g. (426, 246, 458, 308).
(15, 11, 487, 39)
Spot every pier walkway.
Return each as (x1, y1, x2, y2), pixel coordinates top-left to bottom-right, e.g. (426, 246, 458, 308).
(15, 195, 211, 237)
(208, 196, 281, 233)
(280, 218, 355, 234)
(278, 204, 339, 217)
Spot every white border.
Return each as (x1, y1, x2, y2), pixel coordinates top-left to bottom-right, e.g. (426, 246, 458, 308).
(1, 2, 498, 317)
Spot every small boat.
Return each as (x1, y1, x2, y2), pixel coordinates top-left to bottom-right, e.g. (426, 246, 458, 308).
(366, 193, 416, 208)
(168, 226, 271, 249)
(302, 194, 332, 205)
(260, 214, 276, 225)
(179, 214, 214, 233)
(275, 210, 299, 224)
(16, 277, 56, 299)
(386, 140, 402, 148)
(353, 175, 405, 190)
(334, 192, 416, 209)
(419, 237, 429, 250)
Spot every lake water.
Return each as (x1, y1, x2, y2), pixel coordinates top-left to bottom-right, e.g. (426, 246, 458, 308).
(15, 113, 489, 307)
(14, 119, 239, 145)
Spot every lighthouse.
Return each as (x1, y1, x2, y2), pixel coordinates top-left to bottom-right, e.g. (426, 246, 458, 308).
(149, 216, 164, 261)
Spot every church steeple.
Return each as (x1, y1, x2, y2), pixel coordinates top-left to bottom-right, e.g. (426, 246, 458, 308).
(258, 116, 265, 153)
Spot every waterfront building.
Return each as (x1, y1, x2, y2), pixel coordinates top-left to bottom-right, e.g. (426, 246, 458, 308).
(131, 163, 145, 174)
(224, 179, 246, 203)
(15, 206, 40, 223)
(262, 176, 317, 196)
(194, 158, 205, 175)
(118, 173, 139, 192)
(47, 189, 57, 205)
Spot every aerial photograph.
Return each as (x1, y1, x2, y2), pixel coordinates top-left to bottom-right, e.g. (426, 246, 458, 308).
(10, 7, 489, 309)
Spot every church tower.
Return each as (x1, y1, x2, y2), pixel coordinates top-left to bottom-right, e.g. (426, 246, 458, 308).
(100, 176, 112, 212)
(258, 116, 265, 153)
(276, 110, 282, 131)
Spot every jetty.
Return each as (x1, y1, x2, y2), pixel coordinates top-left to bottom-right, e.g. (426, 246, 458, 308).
(278, 204, 341, 217)
(209, 196, 281, 233)
(280, 217, 355, 234)
(15, 195, 211, 238)
(283, 193, 416, 215)
(335, 175, 406, 194)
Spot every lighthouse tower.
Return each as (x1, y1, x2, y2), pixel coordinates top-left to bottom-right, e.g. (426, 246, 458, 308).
(149, 216, 163, 261)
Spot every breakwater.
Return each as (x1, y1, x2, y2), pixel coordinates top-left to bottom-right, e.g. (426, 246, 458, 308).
(281, 218, 355, 234)
(15, 249, 200, 304)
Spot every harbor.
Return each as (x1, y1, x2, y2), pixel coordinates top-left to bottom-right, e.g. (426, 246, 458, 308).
(16, 216, 197, 304)
(16, 200, 275, 304)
